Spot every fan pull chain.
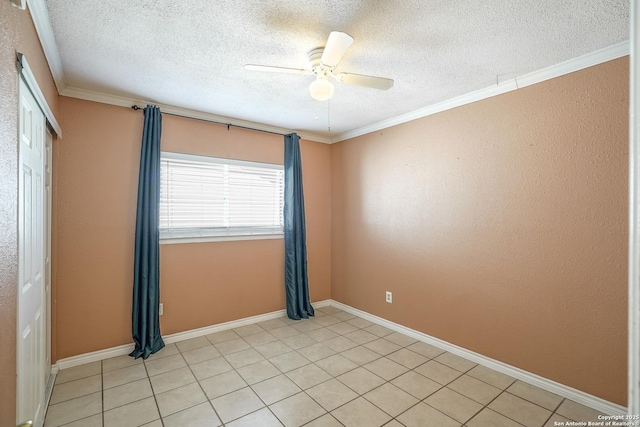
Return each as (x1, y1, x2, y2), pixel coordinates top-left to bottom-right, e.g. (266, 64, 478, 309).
(327, 99, 331, 133)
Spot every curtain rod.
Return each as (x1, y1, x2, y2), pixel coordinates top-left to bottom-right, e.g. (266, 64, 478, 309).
(131, 105, 288, 136)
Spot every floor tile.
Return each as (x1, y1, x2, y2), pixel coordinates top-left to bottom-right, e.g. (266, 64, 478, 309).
(257, 318, 289, 331)
(383, 332, 418, 347)
(327, 322, 359, 335)
(206, 329, 241, 344)
(291, 320, 324, 333)
(324, 336, 359, 352)
(226, 407, 283, 427)
(140, 421, 163, 427)
(255, 340, 294, 359)
(103, 396, 159, 427)
(344, 329, 378, 345)
(447, 374, 502, 405)
(466, 365, 515, 389)
(391, 371, 442, 399)
(544, 413, 572, 426)
(44, 392, 102, 427)
(467, 407, 523, 427)
(315, 354, 359, 377)
(332, 311, 357, 322)
(507, 381, 563, 411)
(269, 392, 327, 427)
(211, 386, 265, 423)
(363, 357, 408, 381)
(555, 399, 604, 422)
(237, 360, 281, 385)
(199, 370, 247, 400)
(319, 306, 343, 315)
(307, 328, 340, 342)
(181, 344, 221, 365)
(312, 315, 342, 327)
(155, 382, 207, 417)
(386, 348, 428, 369)
(347, 318, 374, 329)
(190, 356, 233, 380)
(303, 413, 343, 427)
(50, 374, 101, 405)
(149, 366, 196, 394)
(103, 364, 148, 389)
(341, 346, 381, 365)
(233, 323, 266, 337)
(306, 378, 358, 411)
(397, 402, 461, 427)
(214, 338, 252, 355)
(269, 351, 311, 372)
(424, 387, 483, 423)
(337, 367, 386, 395)
(298, 342, 336, 362)
(414, 360, 463, 385)
(251, 374, 302, 405)
(60, 414, 103, 427)
(331, 396, 391, 427)
(406, 341, 446, 359)
(244, 331, 278, 347)
(55, 361, 102, 385)
(282, 334, 318, 350)
(102, 354, 142, 373)
(286, 363, 332, 389)
(434, 352, 477, 372)
(103, 378, 152, 411)
(488, 392, 552, 427)
(382, 421, 404, 427)
(364, 338, 401, 356)
(144, 353, 186, 377)
(175, 336, 211, 352)
(162, 401, 221, 427)
(363, 382, 419, 417)
(363, 324, 395, 337)
(270, 326, 302, 340)
(225, 348, 265, 369)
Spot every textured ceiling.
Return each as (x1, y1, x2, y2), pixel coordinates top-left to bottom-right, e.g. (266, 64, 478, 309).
(45, 0, 629, 139)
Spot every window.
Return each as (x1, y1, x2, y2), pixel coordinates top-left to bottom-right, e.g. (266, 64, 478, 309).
(160, 152, 284, 241)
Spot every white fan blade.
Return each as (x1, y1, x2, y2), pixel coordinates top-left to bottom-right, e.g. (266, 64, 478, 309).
(244, 64, 309, 75)
(333, 72, 394, 90)
(321, 31, 354, 68)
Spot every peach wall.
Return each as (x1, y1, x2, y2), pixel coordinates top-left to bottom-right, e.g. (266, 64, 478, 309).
(331, 57, 629, 405)
(55, 98, 331, 357)
(0, 4, 59, 425)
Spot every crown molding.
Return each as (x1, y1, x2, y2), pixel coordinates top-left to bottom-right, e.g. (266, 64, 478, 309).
(26, 0, 65, 93)
(331, 40, 630, 143)
(60, 86, 332, 144)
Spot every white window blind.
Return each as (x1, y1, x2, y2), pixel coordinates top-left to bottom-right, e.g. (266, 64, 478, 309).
(160, 152, 284, 240)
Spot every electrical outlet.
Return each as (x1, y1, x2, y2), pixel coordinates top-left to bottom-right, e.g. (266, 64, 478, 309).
(385, 291, 392, 303)
(159, 303, 164, 316)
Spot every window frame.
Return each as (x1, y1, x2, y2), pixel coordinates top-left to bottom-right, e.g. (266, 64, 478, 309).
(159, 151, 285, 244)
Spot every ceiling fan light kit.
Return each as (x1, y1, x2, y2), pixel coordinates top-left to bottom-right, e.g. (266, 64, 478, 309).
(244, 31, 394, 102)
(309, 77, 334, 101)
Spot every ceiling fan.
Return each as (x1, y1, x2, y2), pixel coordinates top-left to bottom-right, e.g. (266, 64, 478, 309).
(244, 31, 394, 101)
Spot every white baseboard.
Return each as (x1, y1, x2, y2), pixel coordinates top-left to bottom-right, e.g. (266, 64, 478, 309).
(55, 299, 331, 370)
(53, 298, 621, 416)
(328, 300, 626, 416)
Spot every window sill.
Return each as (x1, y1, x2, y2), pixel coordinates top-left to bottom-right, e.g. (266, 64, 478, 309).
(160, 233, 284, 245)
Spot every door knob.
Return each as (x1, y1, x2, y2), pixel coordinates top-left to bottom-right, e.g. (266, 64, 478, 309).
(17, 421, 33, 427)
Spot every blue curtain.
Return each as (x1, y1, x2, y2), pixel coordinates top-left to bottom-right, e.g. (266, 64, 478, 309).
(284, 133, 314, 319)
(130, 105, 165, 359)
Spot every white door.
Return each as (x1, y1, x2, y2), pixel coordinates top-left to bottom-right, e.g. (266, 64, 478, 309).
(17, 76, 47, 427)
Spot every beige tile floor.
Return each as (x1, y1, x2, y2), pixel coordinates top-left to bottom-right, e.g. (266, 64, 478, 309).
(45, 306, 606, 427)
